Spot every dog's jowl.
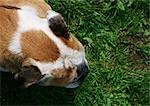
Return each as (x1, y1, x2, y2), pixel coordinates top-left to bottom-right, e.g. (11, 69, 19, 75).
(0, 0, 88, 88)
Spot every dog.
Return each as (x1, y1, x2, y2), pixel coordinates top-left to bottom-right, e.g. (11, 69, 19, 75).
(0, 0, 88, 88)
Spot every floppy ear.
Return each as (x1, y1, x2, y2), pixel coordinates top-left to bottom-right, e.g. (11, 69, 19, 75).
(48, 14, 70, 39)
(15, 66, 42, 87)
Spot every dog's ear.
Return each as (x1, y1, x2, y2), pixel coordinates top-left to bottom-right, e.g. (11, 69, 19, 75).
(15, 66, 42, 87)
(48, 14, 70, 39)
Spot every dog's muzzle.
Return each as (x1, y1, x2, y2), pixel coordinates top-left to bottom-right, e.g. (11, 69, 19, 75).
(36, 60, 89, 88)
(65, 61, 89, 88)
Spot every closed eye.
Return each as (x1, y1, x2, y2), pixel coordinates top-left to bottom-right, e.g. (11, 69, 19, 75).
(0, 5, 21, 10)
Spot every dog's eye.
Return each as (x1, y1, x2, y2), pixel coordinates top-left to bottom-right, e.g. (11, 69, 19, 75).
(0, 5, 21, 10)
(48, 14, 70, 39)
(17, 66, 41, 78)
(23, 66, 39, 72)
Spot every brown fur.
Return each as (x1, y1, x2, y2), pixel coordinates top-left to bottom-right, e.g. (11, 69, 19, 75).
(0, 6, 18, 63)
(21, 30, 60, 62)
(60, 34, 84, 51)
(0, 0, 50, 18)
(50, 67, 77, 86)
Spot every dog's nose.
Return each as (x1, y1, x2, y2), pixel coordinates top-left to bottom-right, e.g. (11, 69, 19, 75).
(75, 61, 89, 83)
(65, 61, 88, 88)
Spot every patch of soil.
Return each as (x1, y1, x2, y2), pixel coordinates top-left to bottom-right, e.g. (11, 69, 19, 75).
(118, 32, 150, 70)
(127, 35, 150, 70)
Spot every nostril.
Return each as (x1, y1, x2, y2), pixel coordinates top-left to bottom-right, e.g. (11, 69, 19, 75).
(83, 64, 89, 76)
(77, 63, 88, 75)
(73, 62, 88, 83)
(77, 68, 82, 76)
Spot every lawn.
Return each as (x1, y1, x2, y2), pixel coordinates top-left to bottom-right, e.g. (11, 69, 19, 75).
(1, 0, 150, 106)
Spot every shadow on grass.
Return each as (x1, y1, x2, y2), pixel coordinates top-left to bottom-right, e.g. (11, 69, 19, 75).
(0, 72, 75, 106)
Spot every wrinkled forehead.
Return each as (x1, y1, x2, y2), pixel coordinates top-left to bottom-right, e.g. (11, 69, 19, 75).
(0, 0, 51, 17)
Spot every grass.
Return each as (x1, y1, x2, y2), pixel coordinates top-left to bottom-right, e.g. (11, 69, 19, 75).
(1, 0, 150, 106)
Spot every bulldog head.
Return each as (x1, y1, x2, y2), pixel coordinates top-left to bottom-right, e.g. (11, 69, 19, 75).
(0, 0, 88, 88)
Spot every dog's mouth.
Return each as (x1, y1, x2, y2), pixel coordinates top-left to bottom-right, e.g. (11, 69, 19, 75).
(15, 58, 89, 88)
(36, 75, 81, 89)
(65, 81, 80, 88)
(36, 62, 88, 89)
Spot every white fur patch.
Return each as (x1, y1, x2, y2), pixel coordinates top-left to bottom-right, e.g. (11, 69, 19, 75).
(46, 10, 59, 19)
(8, 6, 85, 76)
(8, 32, 21, 54)
(29, 57, 64, 76)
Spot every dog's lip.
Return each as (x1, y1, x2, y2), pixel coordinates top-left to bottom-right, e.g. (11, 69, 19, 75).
(36, 74, 80, 88)
(35, 74, 49, 85)
(65, 81, 79, 88)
